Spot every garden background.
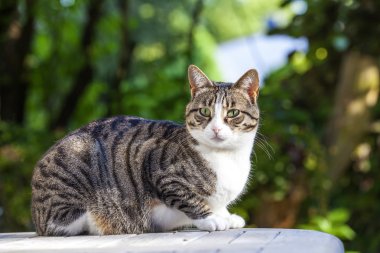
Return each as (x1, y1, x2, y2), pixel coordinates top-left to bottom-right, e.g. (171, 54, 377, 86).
(1, 1, 379, 252)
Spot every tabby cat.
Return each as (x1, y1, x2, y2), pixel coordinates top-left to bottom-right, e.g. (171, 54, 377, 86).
(31, 65, 260, 236)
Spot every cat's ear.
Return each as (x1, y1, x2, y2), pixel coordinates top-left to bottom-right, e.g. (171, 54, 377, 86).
(234, 69, 259, 102)
(188, 65, 214, 97)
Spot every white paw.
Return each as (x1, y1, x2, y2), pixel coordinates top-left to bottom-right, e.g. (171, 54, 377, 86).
(228, 214, 245, 229)
(193, 214, 230, 231)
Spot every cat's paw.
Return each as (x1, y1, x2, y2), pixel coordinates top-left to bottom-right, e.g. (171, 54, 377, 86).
(228, 214, 245, 229)
(193, 214, 230, 231)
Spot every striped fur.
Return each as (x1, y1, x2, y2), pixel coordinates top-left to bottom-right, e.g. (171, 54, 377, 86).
(31, 65, 260, 235)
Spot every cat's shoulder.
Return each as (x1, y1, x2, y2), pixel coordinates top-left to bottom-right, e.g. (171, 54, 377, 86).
(79, 115, 143, 133)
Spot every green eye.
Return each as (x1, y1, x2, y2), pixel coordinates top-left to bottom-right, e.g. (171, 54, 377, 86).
(227, 109, 240, 118)
(199, 107, 211, 117)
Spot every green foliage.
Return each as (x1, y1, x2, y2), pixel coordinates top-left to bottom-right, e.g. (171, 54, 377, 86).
(299, 208, 355, 240)
(0, 122, 61, 231)
(203, 0, 283, 42)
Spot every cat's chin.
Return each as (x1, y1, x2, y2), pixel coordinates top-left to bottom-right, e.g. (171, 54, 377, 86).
(200, 137, 239, 151)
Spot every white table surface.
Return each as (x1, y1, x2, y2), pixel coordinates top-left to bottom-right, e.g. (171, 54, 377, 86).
(0, 228, 344, 253)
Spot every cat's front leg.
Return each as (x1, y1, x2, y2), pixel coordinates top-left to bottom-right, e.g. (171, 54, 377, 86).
(214, 207, 246, 229)
(157, 182, 230, 231)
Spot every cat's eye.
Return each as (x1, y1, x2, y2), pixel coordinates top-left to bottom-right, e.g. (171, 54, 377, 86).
(199, 107, 211, 117)
(227, 109, 240, 118)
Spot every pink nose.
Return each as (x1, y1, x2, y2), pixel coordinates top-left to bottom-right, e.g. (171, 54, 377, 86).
(212, 127, 221, 134)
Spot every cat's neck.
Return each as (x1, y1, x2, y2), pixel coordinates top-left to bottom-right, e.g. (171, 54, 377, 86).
(193, 132, 256, 209)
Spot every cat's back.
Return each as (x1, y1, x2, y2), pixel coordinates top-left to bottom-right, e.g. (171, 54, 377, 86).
(32, 115, 185, 179)
(69, 115, 181, 144)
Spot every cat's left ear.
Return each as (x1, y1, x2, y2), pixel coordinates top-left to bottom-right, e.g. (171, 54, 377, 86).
(188, 64, 214, 97)
(233, 69, 259, 102)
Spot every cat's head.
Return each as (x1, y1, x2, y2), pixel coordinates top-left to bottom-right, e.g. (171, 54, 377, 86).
(185, 65, 260, 150)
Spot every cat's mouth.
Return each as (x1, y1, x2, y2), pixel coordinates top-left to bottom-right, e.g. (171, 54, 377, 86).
(211, 136, 225, 142)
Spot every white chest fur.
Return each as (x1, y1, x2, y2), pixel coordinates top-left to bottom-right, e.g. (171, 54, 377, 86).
(196, 145, 253, 211)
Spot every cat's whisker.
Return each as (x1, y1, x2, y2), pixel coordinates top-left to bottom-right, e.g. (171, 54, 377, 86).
(255, 141, 273, 160)
(256, 132, 275, 154)
(251, 149, 259, 164)
(258, 132, 274, 150)
(254, 133, 274, 160)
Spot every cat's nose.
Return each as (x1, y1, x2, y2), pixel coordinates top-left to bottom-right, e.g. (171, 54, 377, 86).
(212, 127, 221, 135)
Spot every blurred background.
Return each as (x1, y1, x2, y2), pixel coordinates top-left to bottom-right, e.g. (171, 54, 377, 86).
(0, 0, 379, 252)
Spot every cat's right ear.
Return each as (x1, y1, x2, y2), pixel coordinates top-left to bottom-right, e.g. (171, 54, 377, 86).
(188, 65, 214, 97)
(234, 69, 259, 103)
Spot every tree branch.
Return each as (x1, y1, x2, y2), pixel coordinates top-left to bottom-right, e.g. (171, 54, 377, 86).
(0, 0, 36, 124)
(50, 0, 103, 130)
(106, 0, 136, 116)
(326, 51, 380, 182)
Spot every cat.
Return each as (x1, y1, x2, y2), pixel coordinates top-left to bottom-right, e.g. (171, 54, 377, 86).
(31, 64, 260, 236)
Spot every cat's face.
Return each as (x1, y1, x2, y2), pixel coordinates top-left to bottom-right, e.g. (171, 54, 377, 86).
(186, 65, 259, 150)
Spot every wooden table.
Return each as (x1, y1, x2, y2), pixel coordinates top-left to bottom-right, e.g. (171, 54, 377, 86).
(0, 228, 344, 253)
